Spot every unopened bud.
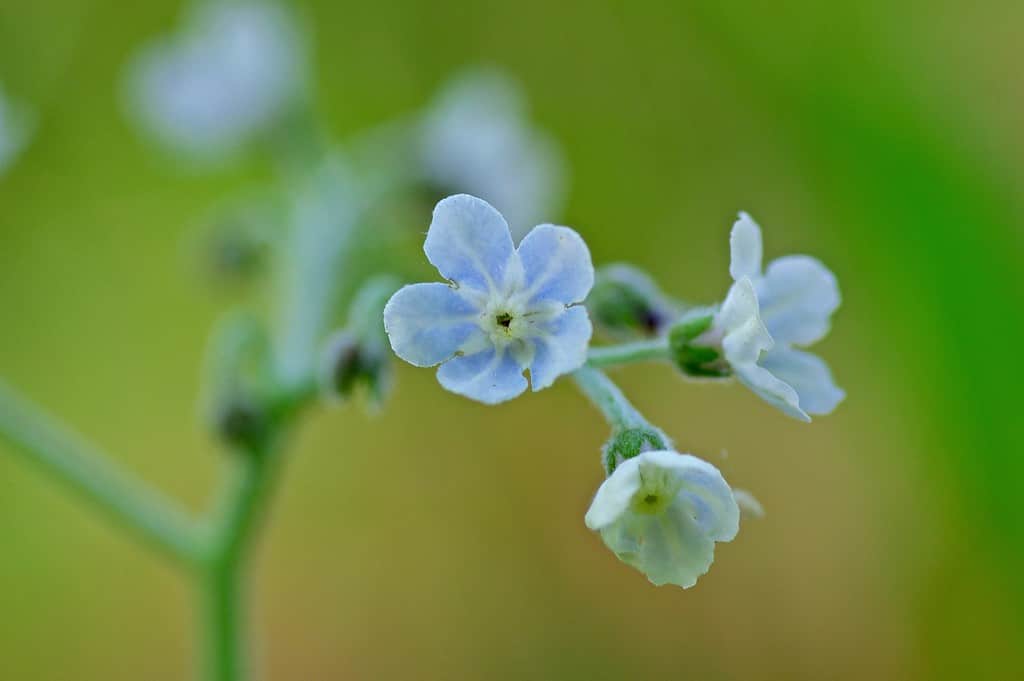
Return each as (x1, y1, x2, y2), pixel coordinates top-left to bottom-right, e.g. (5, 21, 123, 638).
(319, 330, 391, 408)
(587, 264, 677, 339)
(211, 395, 268, 452)
(602, 426, 670, 474)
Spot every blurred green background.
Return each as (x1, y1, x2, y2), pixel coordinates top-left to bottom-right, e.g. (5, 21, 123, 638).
(2, 1, 1023, 679)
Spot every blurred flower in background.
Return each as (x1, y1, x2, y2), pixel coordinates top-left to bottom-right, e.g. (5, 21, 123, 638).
(418, 68, 566, 238)
(0, 84, 32, 175)
(123, 0, 308, 162)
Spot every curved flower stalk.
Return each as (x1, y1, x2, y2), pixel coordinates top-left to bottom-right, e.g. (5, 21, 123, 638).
(384, 194, 594, 404)
(672, 213, 844, 420)
(586, 450, 739, 588)
(125, 0, 307, 161)
(0, 84, 33, 175)
(418, 68, 566, 238)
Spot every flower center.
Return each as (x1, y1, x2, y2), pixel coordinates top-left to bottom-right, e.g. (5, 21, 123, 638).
(630, 464, 682, 515)
(496, 312, 513, 329)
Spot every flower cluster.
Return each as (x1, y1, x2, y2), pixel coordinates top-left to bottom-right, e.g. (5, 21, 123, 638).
(386, 197, 844, 588)
(125, 0, 306, 161)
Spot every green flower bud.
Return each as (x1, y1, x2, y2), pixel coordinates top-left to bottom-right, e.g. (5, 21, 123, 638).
(603, 425, 671, 474)
(319, 330, 391, 407)
(211, 395, 268, 452)
(587, 264, 678, 339)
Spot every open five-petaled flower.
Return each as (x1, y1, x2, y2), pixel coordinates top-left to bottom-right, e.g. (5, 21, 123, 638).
(585, 450, 740, 588)
(384, 194, 594, 404)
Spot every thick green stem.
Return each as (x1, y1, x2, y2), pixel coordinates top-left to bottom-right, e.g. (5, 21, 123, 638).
(0, 379, 203, 567)
(196, 374, 308, 681)
(571, 366, 649, 432)
(586, 338, 670, 369)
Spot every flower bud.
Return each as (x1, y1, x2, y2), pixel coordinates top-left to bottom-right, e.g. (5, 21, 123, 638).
(602, 425, 670, 474)
(587, 264, 677, 339)
(319, 329, 391, 408)
(211, 394, 268, 452)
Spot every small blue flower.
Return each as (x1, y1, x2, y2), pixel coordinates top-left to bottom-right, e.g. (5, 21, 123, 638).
(714, 213, 844, 420)
(419, 68, 565, 239)
(585, 450, 740, 588)
(384, 194, 594, 404)
(125, 0, 306, 161)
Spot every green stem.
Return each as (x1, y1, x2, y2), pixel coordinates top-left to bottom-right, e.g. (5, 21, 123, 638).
(571, 366, 649, 432)
(196, 383, 308, 681)
(586, 338, 670, 369)
(0, 379, 203, 567)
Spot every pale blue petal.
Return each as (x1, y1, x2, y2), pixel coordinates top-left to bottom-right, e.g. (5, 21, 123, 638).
(436, 347, 528, 404)
(649, 451, 740, 542)
(734, 362, 810, 422)
(756, 255, 840, 346)
(517, 224, 595, 305)
(585, 454, 643, 530)
(601, 503, 714, 589)
(383, 283, 484, 367)
(760, 347, 845, 416)
(423, 194, 516, 294)
(729, 212, 763, 281)
(718, 278, 773, 367)
(526, 306, 592, 391)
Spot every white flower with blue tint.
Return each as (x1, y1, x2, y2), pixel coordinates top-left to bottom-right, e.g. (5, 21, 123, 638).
(700, 213, 844, 420)
(585, 450, 739, 588)
(384, 194, 594, 404)
(0, 84, 33, 175)
(671, 214, 843, 419)
(419, 68, 565, 239)
(125, 0, 306, 161)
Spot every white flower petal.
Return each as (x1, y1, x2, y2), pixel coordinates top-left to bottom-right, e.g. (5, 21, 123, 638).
(756, 255, 840, 346)
(516, 224, 595, 306)
(435, 346, 528, 404)
(653, 451, 740, 542)
(383, 283, 484, 367)
(729, 212, 763, 281)
(733, 362, 810, 422)
(526, 306, 592, 391)
(718, 278, 773, 367)
(760, 347, 845, 415)
(585, 454, 643, 530)
(601, 504, 714, 588)
(424, 195, 517, 294)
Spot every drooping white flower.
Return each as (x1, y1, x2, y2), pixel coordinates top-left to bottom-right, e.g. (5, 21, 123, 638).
(0, 84, 33, 175)
(125, 0, 307, 161)
(418, 68, 565, 239)
(384, 194, 593, 404)
(585, 450, 739, 588)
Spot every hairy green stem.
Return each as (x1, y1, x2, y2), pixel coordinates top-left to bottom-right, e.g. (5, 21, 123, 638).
(571, 366, 649, 432)
(0, 379, 203, 566)
(197, 379, 309, 681)
(586, 338, 670, 369)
